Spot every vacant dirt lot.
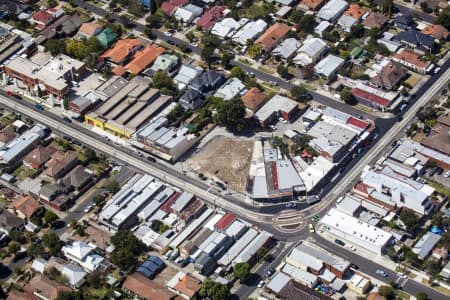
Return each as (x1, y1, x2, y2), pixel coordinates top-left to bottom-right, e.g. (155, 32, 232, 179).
(188, 136, 253, 192)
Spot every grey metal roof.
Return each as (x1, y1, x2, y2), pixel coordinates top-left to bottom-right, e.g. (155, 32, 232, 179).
(412, 232, 441, 259)
(266, 272, 290, 294)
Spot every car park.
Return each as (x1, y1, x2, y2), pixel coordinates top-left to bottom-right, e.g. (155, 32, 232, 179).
(335, 239, 345, 246)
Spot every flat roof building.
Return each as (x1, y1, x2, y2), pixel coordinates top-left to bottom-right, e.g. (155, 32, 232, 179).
(254, 95, 298, 126)
(319, 208, 393, 255)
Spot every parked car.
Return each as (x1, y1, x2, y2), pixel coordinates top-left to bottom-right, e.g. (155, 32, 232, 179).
(391, 140, 398, 148)
(269, 125, 277, 131)
(445, 170, 450, 178)
(285, 202, 296, 208)
(279, 117, 287, 124)
(257, 281, 265, 288)
(308, 224, 315, 233)
(63, 117, 72, 123)
(429, 166, 439, 176)
(266, 267, 275, 277)
(436, 167, 443, 175)
(335, 239, 345, 246)
(84, 204, 94, 213)
(147, 156, 156, 162)
(350, 263, 359, 270)
(347, 244, 356, 251)
(34, 104, 44, 111)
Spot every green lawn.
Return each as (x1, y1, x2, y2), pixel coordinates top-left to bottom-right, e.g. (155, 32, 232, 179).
(13, 165, 37, 181)
(395, 290, 411, 299)
(428, 181, 450, 199)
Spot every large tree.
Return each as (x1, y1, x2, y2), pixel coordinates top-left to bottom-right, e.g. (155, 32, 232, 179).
(198, 279, 230, 300)
(110, 231, 145, 271)
(416, 292, 428, 300)
(437, 7, 450, 30)
(290, 85, 307, 102)
(44, 210, 58, 226)
(233, 262, 250, 281)
(215, 98, 246, 133)
(152, 71, 177, 95)
(399, 208, 420, 233)
(298, 15, 315, 33)
(201, 46, 215, 69)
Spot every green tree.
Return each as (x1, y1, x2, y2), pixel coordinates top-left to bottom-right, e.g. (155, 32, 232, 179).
(247, 44, 262, 59)
(416, 292, 428, 300)
(378, 285, 395, 300)
(201, 46, 215, 69)
(233, 262, 250, 281)
(44, 39, 66, 56)
(63, 98, 69, 110)
(289, 9, 303, 23)
(290, 85, 307, 102)
(44, 210, 58, 226)
(277, 64, 290, 79)
(437, 7, 450, 30)
(110, 231, 145, 271)
(257, 246, 268, 261)
(340, 88, 354, 104)
(146, 14, 162, 29)
(221, 53, 231, 69)
(420, 2, 428, 12)
(198, 279, 230, 300)
(28, 243, 46, 258)
(298, 15, 315, 33)
(399, 208, 420, 233)
(152, 71, 177, 94)
(105, 179, 120, 193)
(8, 242, 20, 255)
(348, 24, 365, 39)
(230, 66, 245, 80)
(93, 194, 106, 206)
(185, 31, 195, 42)
(8, 231, 26, 244)
(201, 33, 221, 48)
(381, 0, 394, 17)
(215, 98, 246, 133)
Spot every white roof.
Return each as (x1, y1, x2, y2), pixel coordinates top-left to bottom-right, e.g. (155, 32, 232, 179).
(314, 55, 345, 78)
(0, 124, 44, 163)
(272, 38, 300, 60)
(299, 156, 335, 191)
(62, 264, 86, 287)
(62, 241, 95, 261)
(338, 15, 358, 32)
(211, 18, 242, 38)
(266, 273, 290, 294)
(214, 77, 246, 100)
(31, 258, 48, 273)
(317, 0, 348, 21)
(294, 37, 327, 66)
(320, 208, 392, 249)
(174, 4, 203, 23)
(315, 21, 332, 36)
(254, 95, 298, 122)
(174, 64, 203, 89)
(282, 263, 318, 286)
(232, 19, 267, 45)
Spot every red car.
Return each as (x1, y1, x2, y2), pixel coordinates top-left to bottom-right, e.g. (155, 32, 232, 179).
(6, 91, 13, 96)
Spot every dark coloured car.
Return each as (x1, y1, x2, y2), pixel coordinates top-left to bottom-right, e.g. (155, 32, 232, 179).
(34, 104, 44, 111)
(63, 117, 72, 123)
(350, 263, 358, 270)
(335, 239, 345, 246)
(147, 156, 156, 162)
(167, 40, 176, 45)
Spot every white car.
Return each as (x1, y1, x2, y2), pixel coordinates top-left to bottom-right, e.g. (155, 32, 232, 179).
(279, 117, 287, 124)
(257, 280, 265, 288)
(347, 244, 356, 251)
(445, 170, 450, 178)
(434, 67, 441, 74)
(269, 125, 277, 131)
(397, 272, 407, 279)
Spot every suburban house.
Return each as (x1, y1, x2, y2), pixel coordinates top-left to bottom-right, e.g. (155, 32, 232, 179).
(8, 195, 42, 220)
(255, 22, 291, 53)
(361, 12, 388, 29)
(174, 4, 203, 24)
(314, 55, 345, 79)
(190, 69, 225, 93)
(392, 48, 432, 74)
(214, 77, 246, 100)
(294, 37, 328, 66)
(62, 241, 106, 273)
(179, 88, 203, 110)
(161, 0, 188, 16)
(272, 38, 301, 61)
(241, 87, 267, 114)
(32, 8, 63, 30)
(297, 0, 327, 11)
(96, 28, 118, 48)
(123, 272, 178, 300)
(370, 61, 407, 90)
(0, 208, 25, 234)
(421, 24, 449, 41)
(337, 3, 367, 33)
(77, 22, 103, 39)
(43, 150, 78, 182)
(23, 145, 56, 171)
(232, 19, 267, 45)
(167, 272, 202, 299)
(101, 39, 143, 65)
(149, 54, 179, 74)
(113, 44, 165, 76)
(23, 274, 72, 300)
(395, 30, 436, 53)
(394, 14, 415, 30)
(317, 0, 348, 22)
(196, 6, 225, 31)
(174, 64, 204, 90)
(62, 165, 93, 192)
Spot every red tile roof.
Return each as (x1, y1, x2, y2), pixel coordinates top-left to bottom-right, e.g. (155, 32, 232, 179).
(101, 39, 142, 64)
(160, 192, 180, 213)
(242, 87, 267, 112)
(123, 44, 165, 74)
(32, 10, 53, 24)
(393, 48, 429, 69)
(255, 23, 291, 52)
(123, 273, 177, 300)
(161, 0, 188, 15)
(422, 24, 449, 40)
(343, 3, 367, 20)
(173, 274, 201, 298)
(352, 87, 391, 107)
(9, 195, 41, 219)
(196, 6, 225, 31)
(346, 116, 368, 130)
(215, 213, 236, 231)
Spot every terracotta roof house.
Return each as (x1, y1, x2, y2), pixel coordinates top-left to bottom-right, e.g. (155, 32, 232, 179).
(23, 145, 56, 170)
(101, 39, 143, 65)
(367, 292, 385, 300)
(114, 44, 165, 75)
(242, 87, 267, 112)
(370, 61, 407, 90)
(43, 150, 78, 181)
(0, 125, 16, 144)
(24, 274, 71, 300)
(161, 0, 188, 16)
(8, 195, 42, 219)
(422, 24, 449, 41)
(7, 289, 36, 300)
(343, 3, 366, 20)
(123, 273, 179, 300)
(392, 48, 431, 74)
(77, 22, 103, 39)
(298, 0, 326, 11)
(173, 274, 201, 299)
(196, 6, 225, 31)
(361, 12, 388, 29)
(32, 10, 54, 30)
(255, 22, 291, 53)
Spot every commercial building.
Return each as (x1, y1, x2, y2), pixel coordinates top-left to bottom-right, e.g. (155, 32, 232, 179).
(3, 54, 86, 98)
(134, 116, 198, 161)
(255, 22, 291, 53)
(99, 174, 167, 230)
(314, 55, 345, 79)
(352, 82, 401, 110)
(85, 76, 172, 138)
(254, 95, 299, 126)
(319, 208, 393, 255)
(294, 37, 328, 66)
(232, 19, 267, 45)
(359, 166, 434, 215)
(69, 95, 96, 116)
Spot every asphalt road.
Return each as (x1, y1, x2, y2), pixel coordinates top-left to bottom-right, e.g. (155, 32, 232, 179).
(314, 235, 448, 300)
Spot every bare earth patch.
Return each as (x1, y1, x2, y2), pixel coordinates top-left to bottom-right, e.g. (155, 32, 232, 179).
(188, 136, 253, 192)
